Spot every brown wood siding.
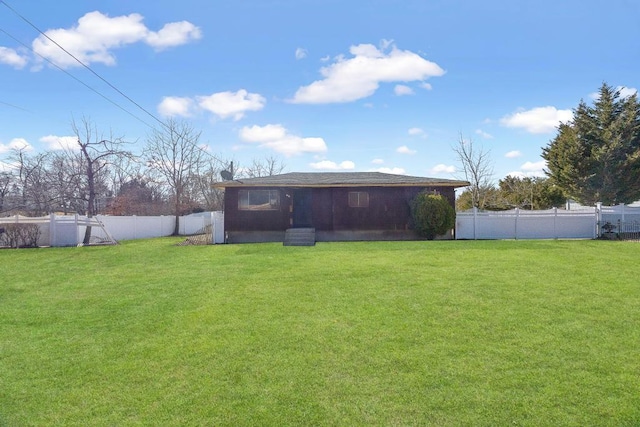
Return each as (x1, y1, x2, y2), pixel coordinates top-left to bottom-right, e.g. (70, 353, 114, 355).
(331, 187, 415, 230)
(224, 185, 457, 232)
(310, 188, 333, 231)
(224, 188, 290, 232)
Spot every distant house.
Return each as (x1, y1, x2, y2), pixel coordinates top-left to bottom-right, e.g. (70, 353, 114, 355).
(213, 172, 469, 244)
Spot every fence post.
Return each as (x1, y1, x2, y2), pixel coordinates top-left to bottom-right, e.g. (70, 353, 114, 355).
(514, 208, 519, 240)
(473, 207, 477, 240)
(75, 214, 80, 245)
(595, 203, 602, 238)
(49, 213, 56, 247)
(553, 207, 557, 239)
(214, 211, 219, 244)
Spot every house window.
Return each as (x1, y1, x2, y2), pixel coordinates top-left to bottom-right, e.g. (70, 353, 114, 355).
(348, 191, 369, 208)
(238, 189, 280, 210)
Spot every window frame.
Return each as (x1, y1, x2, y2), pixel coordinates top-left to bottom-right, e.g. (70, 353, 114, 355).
(238, 189, 281, 211)
(348, 191, 369, 208)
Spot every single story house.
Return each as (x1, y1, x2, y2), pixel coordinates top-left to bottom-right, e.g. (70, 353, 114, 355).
(213, 172, 469, 244)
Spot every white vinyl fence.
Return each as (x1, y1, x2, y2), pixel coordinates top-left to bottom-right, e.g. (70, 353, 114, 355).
(456, 207, 598, 240)
(598, 204, 640, 239)
(598, 204, 640, 228)
(456, 203, 640, 240)
(0, 212, 224, 247)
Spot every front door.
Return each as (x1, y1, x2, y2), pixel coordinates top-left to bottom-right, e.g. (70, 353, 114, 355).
(292, 189, 313, 228)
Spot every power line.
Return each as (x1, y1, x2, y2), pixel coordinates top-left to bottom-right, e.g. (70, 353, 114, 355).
(0, 99, 31, 112)
(0, 0, 168, 131)
(0, 27, 156, 129)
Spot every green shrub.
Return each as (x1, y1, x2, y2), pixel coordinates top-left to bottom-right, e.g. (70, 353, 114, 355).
(410, 192, 456, 239)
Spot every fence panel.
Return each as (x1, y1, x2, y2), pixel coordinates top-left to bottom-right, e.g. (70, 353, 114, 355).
(0, 215, 51, 247)
(456, 208, 597, 240)
(600, 204, 640, 228)
(96, 215, 173, 240)
(1, 212, 222, 247)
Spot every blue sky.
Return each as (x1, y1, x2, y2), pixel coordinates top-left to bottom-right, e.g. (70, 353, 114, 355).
(0, 0, 638, 182)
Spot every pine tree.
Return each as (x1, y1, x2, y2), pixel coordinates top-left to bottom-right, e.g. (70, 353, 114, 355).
(542, 83, 640, 205)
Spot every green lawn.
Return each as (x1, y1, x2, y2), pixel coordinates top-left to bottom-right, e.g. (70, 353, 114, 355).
(1, 239, 639, 426)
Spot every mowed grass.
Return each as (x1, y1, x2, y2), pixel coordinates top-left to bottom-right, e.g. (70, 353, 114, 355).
(1, 239, 639, 426)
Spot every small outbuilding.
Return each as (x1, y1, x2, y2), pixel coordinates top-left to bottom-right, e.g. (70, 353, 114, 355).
(213, 172, 469, 244)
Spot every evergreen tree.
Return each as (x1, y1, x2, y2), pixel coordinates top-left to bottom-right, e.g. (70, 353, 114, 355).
(542, 83, 640, 205)
(498, 176, 565, 210)
(411, 192, 456, 240)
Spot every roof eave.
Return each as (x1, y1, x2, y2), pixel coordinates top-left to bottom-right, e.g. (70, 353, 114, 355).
(212, 181, 470, 189)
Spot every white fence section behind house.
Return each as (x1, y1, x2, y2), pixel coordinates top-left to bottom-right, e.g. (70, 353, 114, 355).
(0, 212, 224, 247)
(0, 215, 51, 247)
(599, 204, 640, 227)
(0, 214, 110, 247)
(212, 211, 225, 244)
(92, 213, 220, 241)
(456, 207, 598, 240)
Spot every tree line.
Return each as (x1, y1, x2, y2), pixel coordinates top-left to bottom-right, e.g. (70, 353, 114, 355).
(457, 83, 640, 211)
(0, 117, 284, 241)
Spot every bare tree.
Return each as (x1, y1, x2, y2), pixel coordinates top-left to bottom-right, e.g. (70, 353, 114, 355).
(6, 147, 52, 215)
(453, 134, 494, 209)
(107, 150, 143, 200)
(144, 118, 210, 235)
(107, 175, 167, 215)
(239, 156, 286, 178)
(0, 171, 13, 214)
(70, 117, 133, 243)
(191, 160, 227, 211)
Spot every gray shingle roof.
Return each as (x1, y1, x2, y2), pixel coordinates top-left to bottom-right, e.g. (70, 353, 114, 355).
(213, 172, 469, 188)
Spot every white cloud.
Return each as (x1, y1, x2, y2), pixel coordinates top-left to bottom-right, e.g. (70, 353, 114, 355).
(397, 145, 416, 155)
(420, 82, 432, 90)
(0, 47, 28, 69)
(507, 160, 546, 178)
(197, 89, 266, 121)
(145, 21, 201, 51)
(295, 47, 307, 60)
(408, 127, 425, 136)
(371, 158, 384, 164)
(617, 86, 638, 98)
(290, 42, 445, 104)
(158, 96, 195, 117)
(500, 106, 573, 134)
(157, 89, 265, 120)
(505, 150, 522, 158)
(309, 160, 355, 170)
(239, 124, 327, 156)
(31, 11, 200, 69)
(475, 129, 493, 139)
(240, 124, 287, 142)
(40, 135, 78, 150)
(394, 84, 414, 96)
(521, 160, 546, 173)
(591, 86, 638, 100)
(430, 164, 456, 175)
(373, 167, 406, 174)
(320, 55, 330, 62)
(0, 138, 32, 154)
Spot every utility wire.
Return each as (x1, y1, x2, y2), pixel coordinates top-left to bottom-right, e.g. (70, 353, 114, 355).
(0, 0, 168, 131)
(0, 99, 31, 112)
(0, 27, 156, 129)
